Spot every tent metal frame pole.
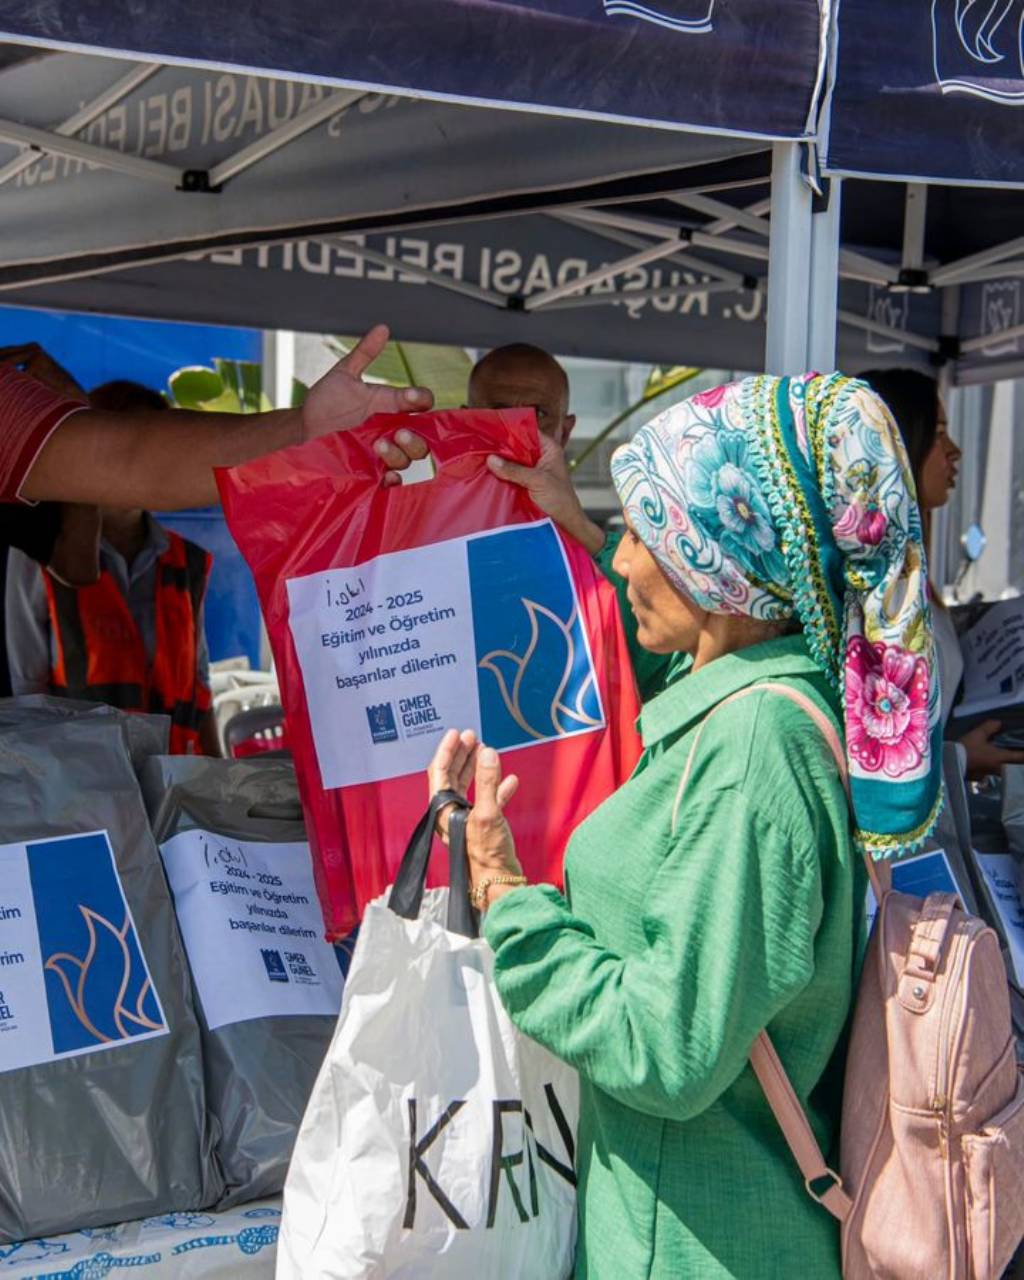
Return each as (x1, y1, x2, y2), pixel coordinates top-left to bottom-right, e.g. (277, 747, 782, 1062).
(0, 117, 183, 186)
(931, 234, 1024, 287)
(704, 196, 771, 235)
(329, 238, 506, 307)
(566, 206, 682, 242)
(0, 62, 159, 188)
(838, 309, 940, 353)
(930, 285, 961, 587)
(523, 237, 684, 311)
(688, 230, 769, 262)
(808, 177, 842, 371)
(939, 261, 1024, 285)
(540, 279, 741, 312)
(692, 219, 895, 288)
(571, 194, 894, 289)
(901, 184, 928, 273)
(208, 89, 365, 187)
(552, 211, 748, 287)
(960, 321, 1024, 356)
(765, 141, 813, 375)
(837, 248, 900, 286)
(939, 285, 960, 393)
(669, 192, 771, 238)
(262, 330, 296, 410)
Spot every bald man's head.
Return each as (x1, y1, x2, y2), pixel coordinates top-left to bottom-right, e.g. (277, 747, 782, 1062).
(468, 344, 576, 446)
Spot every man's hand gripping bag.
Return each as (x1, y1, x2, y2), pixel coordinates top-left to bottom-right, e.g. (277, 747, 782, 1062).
(219, 410, 641, 938)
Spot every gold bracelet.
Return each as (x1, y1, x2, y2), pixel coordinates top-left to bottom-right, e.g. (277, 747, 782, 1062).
(469, 875, 528, 910)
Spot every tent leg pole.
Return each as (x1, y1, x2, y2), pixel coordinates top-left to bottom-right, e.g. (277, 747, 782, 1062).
(262, 330, 295, 409)
(807, 177, 842, 372)
(765, 141, 813, 375)
(931, 286, 962, 590)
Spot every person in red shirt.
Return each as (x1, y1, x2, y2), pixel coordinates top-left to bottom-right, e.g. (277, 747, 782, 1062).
(0, 326, 430, 508)
(0, 326, 431, 696)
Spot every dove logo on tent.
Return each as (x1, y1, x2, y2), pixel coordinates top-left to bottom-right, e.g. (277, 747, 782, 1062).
(602, 0, 714, 33)
(866, 286, 910, 354)
(932, 0, 1024, 103)
(979, 280, 1022, 356)
(467, 522, 605, 752)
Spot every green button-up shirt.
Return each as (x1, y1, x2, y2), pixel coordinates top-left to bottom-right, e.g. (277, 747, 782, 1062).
(485, 634, 863, 1279)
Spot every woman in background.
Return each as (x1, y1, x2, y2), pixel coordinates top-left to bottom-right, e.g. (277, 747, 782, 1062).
(860, 368, 1024, 779)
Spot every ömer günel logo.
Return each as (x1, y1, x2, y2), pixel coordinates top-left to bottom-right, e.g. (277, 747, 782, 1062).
(367, 702, 400, 745)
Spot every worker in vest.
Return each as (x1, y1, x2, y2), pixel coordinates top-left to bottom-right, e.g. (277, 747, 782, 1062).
(4, 380, 217, 755)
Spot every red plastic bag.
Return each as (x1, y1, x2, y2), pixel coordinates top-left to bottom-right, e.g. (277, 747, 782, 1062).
(219, 409, 641, 939)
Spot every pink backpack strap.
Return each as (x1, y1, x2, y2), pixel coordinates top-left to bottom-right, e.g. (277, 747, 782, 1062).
(749, 1034, 853, 1221)
(672, 679, 864, 1223)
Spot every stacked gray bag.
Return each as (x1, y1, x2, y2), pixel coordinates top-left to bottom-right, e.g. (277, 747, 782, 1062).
(143, 755, 338, 1206)
(0, 716, 221, 1241)
(0, 693, 170, 775)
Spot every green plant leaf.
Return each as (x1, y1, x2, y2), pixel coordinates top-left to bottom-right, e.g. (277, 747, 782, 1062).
(213, 359, 267, 413)
(645, 365, 699, 400)
(330, 336, 472, 409)
(569, 365, 704, 472)
(168, 366, 228, 410)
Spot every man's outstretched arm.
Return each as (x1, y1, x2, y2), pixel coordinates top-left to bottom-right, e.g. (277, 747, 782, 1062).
(5, 326, 431, 509)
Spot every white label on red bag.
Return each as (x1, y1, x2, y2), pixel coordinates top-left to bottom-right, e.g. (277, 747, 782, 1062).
(286, 519, 605, 789)
(0, 831, 167, 1074)
(159, 830, 344, 1030)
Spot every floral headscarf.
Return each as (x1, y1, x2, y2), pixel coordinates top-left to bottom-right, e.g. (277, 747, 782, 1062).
(611, 373, 943, 861)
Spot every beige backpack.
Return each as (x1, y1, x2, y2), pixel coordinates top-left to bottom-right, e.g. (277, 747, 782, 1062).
(680, 682, 1024, 1279)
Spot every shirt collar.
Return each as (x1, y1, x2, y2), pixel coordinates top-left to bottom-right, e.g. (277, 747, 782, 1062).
(100, 513, 168, 577)
(639, 633, 827, 750)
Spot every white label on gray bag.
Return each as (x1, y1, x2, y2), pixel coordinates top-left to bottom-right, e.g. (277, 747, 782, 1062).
(160, 830, 343, 1031)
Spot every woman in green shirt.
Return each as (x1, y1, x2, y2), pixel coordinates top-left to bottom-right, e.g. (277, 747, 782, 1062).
(427, 373, 943, 1278)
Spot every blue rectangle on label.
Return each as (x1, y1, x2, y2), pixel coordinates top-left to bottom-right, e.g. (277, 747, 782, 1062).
(466, 523, 603, 751)
(891, 852, 958, 899)
(25, 833, 165, 1056)
(366, 702, 399, 745)
(261, 949, 289, 983)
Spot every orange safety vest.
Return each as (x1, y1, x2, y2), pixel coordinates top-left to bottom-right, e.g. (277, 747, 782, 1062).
(42, 530, 213, 754)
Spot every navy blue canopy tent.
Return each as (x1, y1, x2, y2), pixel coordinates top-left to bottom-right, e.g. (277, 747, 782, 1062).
(818, 0, 1024, 382)
(0, 0, 1022, 383)
(0, 3, 839, 380)
(0, 0, 825, 137)
(825, 0, 1024, 188)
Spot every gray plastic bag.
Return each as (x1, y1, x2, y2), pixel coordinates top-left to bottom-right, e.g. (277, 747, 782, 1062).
(0, 694, 170, 775)
(143, 756, 342, 1207)
(0, 717, 220, 1241)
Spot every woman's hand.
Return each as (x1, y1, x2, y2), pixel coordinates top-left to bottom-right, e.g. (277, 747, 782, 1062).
(427, 728, 525, 905)
(375, 429, 606, 555)
(958, 718, 1024, 780)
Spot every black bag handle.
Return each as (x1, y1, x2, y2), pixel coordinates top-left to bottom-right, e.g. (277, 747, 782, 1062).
(445, 807, 477, 938)
(387, 790, 479, 938)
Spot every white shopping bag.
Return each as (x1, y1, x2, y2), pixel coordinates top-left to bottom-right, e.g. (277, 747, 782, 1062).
(277, 797, 579, 1279)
